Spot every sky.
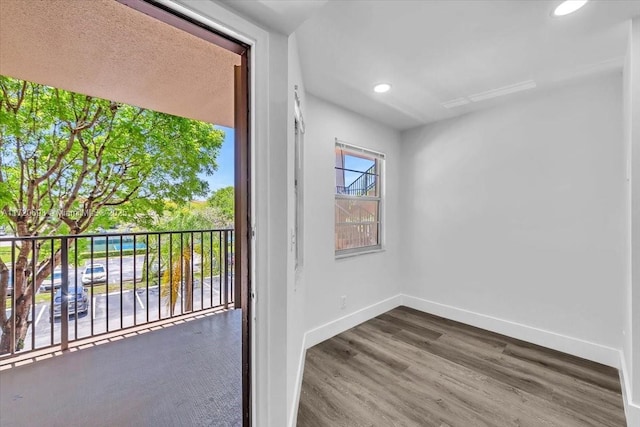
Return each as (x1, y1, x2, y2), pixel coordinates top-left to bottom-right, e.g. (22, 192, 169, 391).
(343, 154, 375, 187)
(199, 125, 234, 198)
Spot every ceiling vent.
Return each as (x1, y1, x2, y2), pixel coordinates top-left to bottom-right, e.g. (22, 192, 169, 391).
(442, 97, 471, 109)
(468, 80, 537, 102)
(441, 80, 537, 110)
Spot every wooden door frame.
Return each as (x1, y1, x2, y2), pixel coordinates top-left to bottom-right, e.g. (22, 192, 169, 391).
(234, 53, 251, 427)
(116, 1, 252, 425)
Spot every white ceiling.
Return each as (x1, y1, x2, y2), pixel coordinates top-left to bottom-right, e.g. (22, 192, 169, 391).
(290, 0, 640, 130)
(218, 0, 328, 34)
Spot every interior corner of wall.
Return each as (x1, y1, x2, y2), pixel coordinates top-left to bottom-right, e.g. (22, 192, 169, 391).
(625, 400, 640, 426)
(288, 333, 307, 427)
(619, 349, 640, 425)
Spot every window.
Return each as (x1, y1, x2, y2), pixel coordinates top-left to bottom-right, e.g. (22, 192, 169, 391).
(335, 141, 384, 256)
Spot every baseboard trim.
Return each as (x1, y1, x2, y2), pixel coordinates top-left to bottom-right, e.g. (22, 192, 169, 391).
(304, 294, 404, 349)
(625, 401, 640, 426)
(619, 350, 640, 425)
(288, 335, 307, 427)
(402, 294, 621, 368)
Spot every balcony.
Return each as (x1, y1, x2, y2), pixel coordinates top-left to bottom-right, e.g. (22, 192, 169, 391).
(0, 309, 241, 425)
(0, 230, 241, 424)
(1, 229, 235, 357)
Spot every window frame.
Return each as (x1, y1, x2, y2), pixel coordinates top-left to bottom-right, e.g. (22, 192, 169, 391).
(334, 140, 385, 258)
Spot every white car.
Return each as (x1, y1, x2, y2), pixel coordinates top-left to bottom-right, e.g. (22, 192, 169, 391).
(82, 263, 107, 285)
(41, 268, 63, 291)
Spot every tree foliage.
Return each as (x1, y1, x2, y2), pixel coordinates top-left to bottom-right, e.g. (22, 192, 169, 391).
(207, 186, 234, 226)
(0, 75, 224, 353)
(146, 204, 230, 315)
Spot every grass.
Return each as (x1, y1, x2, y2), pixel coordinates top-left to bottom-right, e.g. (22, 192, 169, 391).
(0, 247, 146, 263)
(78, 248, 147, 261)
(0, 246, 12, 259)
(0, 246, 52, 262)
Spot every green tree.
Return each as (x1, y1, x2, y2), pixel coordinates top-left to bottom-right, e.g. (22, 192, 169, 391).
(207, 186, 234, 226)
(146, 204, 228, 315)
(0, 76, 224, 353)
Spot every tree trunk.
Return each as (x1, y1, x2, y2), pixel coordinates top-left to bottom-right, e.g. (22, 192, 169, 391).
(0, 229, 32, 354)
(0, 293, 31, 353)
(184, 253, 193, 312)
(0, 321, 15, 354)
(0, 230, 63, 354)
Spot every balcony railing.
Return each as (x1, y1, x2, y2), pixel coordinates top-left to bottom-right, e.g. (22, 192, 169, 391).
(336, 164, 377, 196)
(0, 229, 234, 359)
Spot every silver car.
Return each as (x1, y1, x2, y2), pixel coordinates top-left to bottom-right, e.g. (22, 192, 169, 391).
(51, 285, 89, 318)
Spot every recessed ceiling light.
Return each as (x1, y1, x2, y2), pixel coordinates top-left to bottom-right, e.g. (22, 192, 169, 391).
(373, 83, 391, 93)
(553, 0, 588, 17)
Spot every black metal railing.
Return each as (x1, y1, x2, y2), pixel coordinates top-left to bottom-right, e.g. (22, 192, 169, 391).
(0, 229, 234, 358)
(336, 164, 377, 196)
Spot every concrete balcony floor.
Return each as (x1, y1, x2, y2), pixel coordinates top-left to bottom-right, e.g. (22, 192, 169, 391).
(0, 309, 241, 427)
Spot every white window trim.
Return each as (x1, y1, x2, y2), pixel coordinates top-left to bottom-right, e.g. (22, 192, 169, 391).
(334, 139, 385, 258)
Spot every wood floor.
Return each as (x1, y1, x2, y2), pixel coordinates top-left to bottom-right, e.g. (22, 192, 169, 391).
(297, 306, 626, 427)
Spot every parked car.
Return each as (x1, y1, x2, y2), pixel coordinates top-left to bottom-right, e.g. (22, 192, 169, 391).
(2, 266, 13, 296)
(42, 267, 66, 291)
(81, 263, 106, 285)
(50, 285, 89, 318)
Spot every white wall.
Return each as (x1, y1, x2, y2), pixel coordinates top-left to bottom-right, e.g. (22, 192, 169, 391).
(286, 33, 308, 427)
(302, 95, 401, 338)
(265, 32, 290, 427)
(623, 18, 635, 422)
(400, 72, 627, 363)
(627, 16, 640, 423)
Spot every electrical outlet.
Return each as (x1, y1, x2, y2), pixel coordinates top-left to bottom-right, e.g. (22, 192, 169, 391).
(340, 295, 347, 310)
